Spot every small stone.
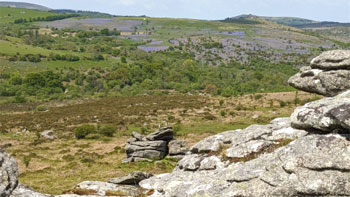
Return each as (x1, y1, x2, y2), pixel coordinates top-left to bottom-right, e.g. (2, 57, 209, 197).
(109, 171, 153, 185)
(41, 130, 56, 140)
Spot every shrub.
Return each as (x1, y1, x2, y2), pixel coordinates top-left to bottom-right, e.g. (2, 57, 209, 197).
(23, 155, 32, 168)
(254, 94, 263, 100)
(219, 100, 224, 106)
(74, 124, 97, 139)
(279, 100, 287, 108)
(99, 125, 116, 137)
(14, 95, 26, 103)
(167, 115, 176, 122)
(36, 105, 48, 112)
(220, 111, 226, 117)
(203, 113, 217, 120)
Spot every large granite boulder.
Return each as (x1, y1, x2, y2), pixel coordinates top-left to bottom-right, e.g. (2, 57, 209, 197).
(289, 50, 350, 97)
(311, 49, 350, 70)
(288, 66, 350, 97)
(0, 149, 18, 197)
(291, 89, 350, 133)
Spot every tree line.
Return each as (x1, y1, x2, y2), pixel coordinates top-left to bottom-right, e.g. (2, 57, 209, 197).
(14, 14, 79, 24)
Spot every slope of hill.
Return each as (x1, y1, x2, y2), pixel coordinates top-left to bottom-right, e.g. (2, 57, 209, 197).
(262, 16, 317, 26)
(50, 9, 113, 17)
(0, 6, 57, 24)
(0, 1, 50, 11)
(293, 21, 350, 28)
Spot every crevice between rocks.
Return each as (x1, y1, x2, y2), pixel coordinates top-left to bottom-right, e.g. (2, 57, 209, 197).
(303, 166, 350, 173)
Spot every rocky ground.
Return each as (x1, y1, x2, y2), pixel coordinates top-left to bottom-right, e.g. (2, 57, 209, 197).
(1, 50, 350, 196)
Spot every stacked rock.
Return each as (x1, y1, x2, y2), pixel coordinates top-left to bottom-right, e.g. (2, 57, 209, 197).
(0, 149, 18, 197)
(124, 127, 180, 162)
(289, 50, 350, 97)
(289, 50, 350, 133)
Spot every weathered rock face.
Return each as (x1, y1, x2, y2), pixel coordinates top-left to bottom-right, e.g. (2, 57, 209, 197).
(11, 185, 50, 197)
(49, 181, 148, 197)
(124, 127, 175, 162)
(291, 90, 350, 132)
(190, 118, 306, 156)
(311, 50, 350, 70)
(168, 140, 189, 159)
(146, 127, 174, 141)
(289, 50, 350, 97)
(0, 149, 18, 197)
(288, 66, 350, 97)
(140, 132, 350, 197)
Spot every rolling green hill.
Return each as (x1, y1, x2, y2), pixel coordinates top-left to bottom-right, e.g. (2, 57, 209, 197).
(262, 16, 317, 26)
(0, 7, 56, 24)
(0, 1, 50, 11)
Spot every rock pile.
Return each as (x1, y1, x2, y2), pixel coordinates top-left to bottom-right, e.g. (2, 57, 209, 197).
(289, 50, 350, 96)
(137, 50, 350, 196)
(124, 127, 188, 162)
(0, 149, 18, 197)
(289, 50, 350, 132)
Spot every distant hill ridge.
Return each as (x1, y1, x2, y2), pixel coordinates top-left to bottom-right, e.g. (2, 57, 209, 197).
(0, 1, 50, 11)
(228, 14, 350, 28)
(50, 9, 114, 17)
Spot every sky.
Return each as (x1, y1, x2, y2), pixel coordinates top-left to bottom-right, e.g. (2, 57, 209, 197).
(5, 0, 350, 22)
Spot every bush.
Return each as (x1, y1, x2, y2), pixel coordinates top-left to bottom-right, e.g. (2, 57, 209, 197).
(99, 125, 116, 137)
(203, 113, 217, 120)
(14, 95, 26, 103)
(23, 155, 32, 168)
(254, 94, 263, 100)
(220, 111, 226, 117)
(74, 124, 97, 139)
(279, 100, 287, 108)
(36, 105, 48, 112)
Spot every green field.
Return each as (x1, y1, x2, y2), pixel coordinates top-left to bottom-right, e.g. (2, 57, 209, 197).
(0, 7, 56, 24)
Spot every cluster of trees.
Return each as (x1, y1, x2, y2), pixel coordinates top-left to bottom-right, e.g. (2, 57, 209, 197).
(8, 54, 42, 62)
(14, 14, 79, 24)
(203, 41, 223, 49)
(8, 53, 81, 62)
(0, 49, 298, 103)
(0, 71, 64, 101)
(76, 28, 121, 38)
